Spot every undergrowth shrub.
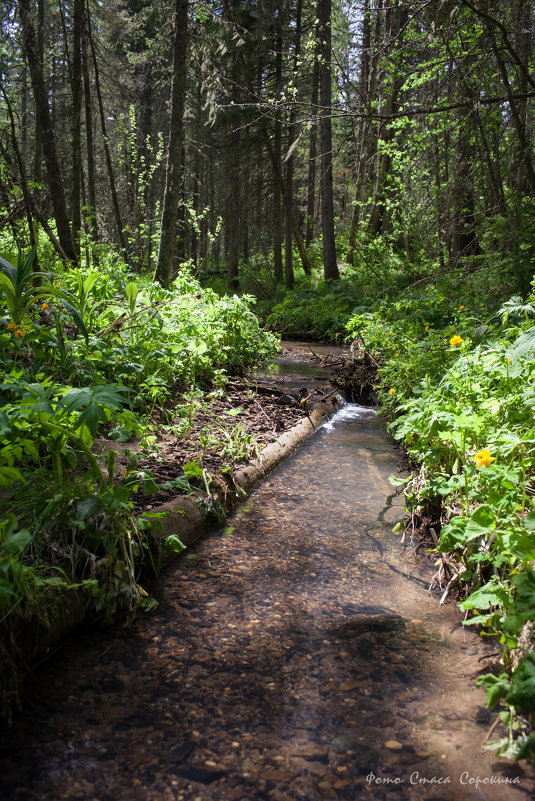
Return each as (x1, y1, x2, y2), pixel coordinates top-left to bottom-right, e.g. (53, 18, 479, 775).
(267, 278, 362, 341)
(0, 248, 278, 718)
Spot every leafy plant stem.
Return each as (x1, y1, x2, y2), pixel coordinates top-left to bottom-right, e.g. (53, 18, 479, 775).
(37, 420, 107, 489)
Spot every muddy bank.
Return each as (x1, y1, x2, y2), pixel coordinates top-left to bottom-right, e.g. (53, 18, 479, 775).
(150, 394, 343, 570)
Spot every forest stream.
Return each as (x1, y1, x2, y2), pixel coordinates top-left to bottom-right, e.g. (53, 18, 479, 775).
(0, 350, 533, 801)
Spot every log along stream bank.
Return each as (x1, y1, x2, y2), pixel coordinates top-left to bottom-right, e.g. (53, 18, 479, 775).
(0, 347, 534, 801)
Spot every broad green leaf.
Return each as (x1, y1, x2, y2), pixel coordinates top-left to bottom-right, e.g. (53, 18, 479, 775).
(459, 578, 510, 612)
(76, 496, 103, 520)
(464, 505, 496, 541)
(524, 511, 535, 531)
(183, 460, 204, 477)
(2, 526, 32, 553)
(508, 327, 535, 360)
(477, 671, 509, 708)
(505, 653, 535, 715)
(0, 466, 23, 488)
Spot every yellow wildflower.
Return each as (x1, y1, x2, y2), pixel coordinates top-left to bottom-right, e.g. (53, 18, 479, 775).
(372, 385, 377, 390)
(395, 353, 399, 357)
(41, 303, 49, 311)
(505, 357, 511, 365)
(425, 326, 429, 331)
(389, 388, 395, 395)
(459, 305, 465, 310)
(474, 449, 495, 469)
(450, 335, 463, 347)
(7, 322, 17, 331)
(14, 329, 24, 339)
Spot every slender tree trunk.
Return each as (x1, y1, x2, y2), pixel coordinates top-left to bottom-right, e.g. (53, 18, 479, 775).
(317, 0, 339, 280)
(19, 0, 76, 263)
(191, 112, 201, 268)
(88, 8, 129, 261)
(367, 2, 406, 237)
(226, 9, 241, 292)
(452, 111, 480, 260)
(306, 41, 320, 247)
(226, 118, 240, 290)
(32, 0, 44, 215)
(272, 15, 283, 283)
(490, 31, 535, 193)
(154, 0, 188, 287)
(284, 0, 303, 288)
(71, 0, 83, 258)
(175, 146, 186, 262)
(347, 0, 371, 263)
(20, 66, 28, 162)
(82, 0, 98, 245)
(0, 83, 38, 264)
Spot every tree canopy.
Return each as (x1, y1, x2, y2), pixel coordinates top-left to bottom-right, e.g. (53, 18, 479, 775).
(0, 0, 532, 291)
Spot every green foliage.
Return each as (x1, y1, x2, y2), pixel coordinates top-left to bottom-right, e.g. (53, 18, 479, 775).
(0, 247, 49, 326)
(353, 283, 535, 764)
(267, 278, 362, 341)
(0, 245, 279, 718)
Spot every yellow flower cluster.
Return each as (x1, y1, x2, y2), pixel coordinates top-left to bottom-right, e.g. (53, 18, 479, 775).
(389, 388, 395, 395)
(6, 322, 24, 339)
(474, 449, 495, 468)
(450, 334, 463, 347)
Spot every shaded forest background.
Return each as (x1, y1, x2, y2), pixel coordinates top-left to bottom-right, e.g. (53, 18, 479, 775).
(1, 0, 534, 301)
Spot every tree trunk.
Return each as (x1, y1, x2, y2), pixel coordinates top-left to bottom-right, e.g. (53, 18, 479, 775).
(317, 0, 339, 280)
(154, 0, 188, 287)
(88, 7, 129, 261)
(305, 40, 319, 247)
(284, 0, 303, 289)
(32, 0, 44, 219)
(0, 83, 39, 263)
(452, 111, 480, 261)
(71, 0, 83, 258)
(347, 0, 371, 264)
(19, 0, 77, 263)
(82, 1, 98, 245)
(490, 30, 535, 194)
(272, 15, 283, 283)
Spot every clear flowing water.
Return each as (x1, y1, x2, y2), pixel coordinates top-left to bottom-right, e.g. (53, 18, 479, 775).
(0, 398, 533, 800)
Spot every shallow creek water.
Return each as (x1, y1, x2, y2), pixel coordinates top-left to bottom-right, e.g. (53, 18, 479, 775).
(1, 360, 534, 800)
